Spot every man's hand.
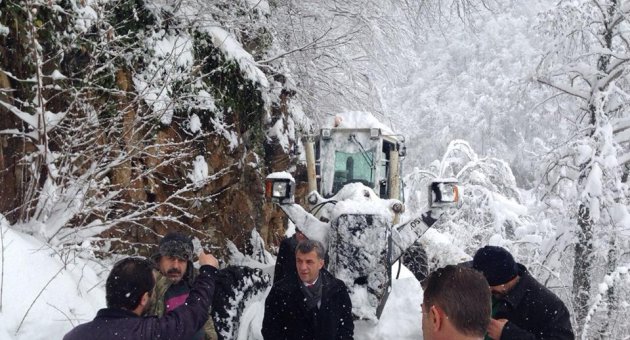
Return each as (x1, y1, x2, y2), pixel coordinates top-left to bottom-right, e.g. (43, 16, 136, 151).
(198, 251, 219, 268)
(487, 318, 508, 340)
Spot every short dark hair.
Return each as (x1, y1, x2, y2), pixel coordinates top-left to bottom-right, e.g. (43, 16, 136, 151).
(295, 239, 325, 260)
(423, 265, 491, 337)
(106, 257, 156, 310)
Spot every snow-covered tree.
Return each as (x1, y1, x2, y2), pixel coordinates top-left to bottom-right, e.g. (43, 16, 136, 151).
(536, 1, 630, 336)
(404, 140, 540, 265)
(265, 0, 500, 127)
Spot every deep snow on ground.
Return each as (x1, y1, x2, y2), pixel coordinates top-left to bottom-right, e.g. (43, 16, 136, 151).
(0, 221, 107, 339)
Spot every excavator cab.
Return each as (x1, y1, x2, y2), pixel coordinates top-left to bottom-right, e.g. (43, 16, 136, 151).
(308, 127, 406, 201)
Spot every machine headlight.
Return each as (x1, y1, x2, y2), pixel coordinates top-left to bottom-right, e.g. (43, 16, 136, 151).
(265, 175, 295, 204)
(321, 128, 332, 140)
(370, 128, 381, 140)
(429, 180, 459, 208)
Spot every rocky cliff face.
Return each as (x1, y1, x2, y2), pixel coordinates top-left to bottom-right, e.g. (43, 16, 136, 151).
(0, 0, 303, 257)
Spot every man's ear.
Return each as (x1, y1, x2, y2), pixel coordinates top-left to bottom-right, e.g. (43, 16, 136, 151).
(133, 292, 151, 316)
(429, 305, 443, 331)
(141, 292, 150, 306)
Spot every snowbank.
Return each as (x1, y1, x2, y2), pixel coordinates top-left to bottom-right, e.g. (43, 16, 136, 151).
(0, 218, 104, 339)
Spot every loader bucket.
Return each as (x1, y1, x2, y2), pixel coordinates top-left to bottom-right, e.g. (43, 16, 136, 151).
(328, 213, 392, 320)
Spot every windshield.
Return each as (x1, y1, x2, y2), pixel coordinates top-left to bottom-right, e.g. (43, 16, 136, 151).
(332, 149, 375, 193)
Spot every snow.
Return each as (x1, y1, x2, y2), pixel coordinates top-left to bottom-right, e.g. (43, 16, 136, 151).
(70, 0, 98, 33)
(49, 70, 66, 80)
(189, 113, 202, 133)
(133, 30, 196, 126)
(266, 171, 294, 181)
(205, 27, 269, 88)
(0, 23, 8, 36)
(188, 155, 209, 187)
(354, 265, 422, 339)
(267, 117, 291, 152)
(0, 217, 105, 340)
(3, 0, 630, 338)
(328, 111, 395, 136)
(583, 163, 602, 221)
(245, 0, 270, 15)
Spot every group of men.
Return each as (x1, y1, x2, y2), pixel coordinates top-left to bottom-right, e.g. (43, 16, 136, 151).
(64, 229, 575, 340)
(266, 233, 575, 340)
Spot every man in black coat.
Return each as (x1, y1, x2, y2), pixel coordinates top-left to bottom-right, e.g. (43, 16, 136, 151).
(63, 251, 218, 340)
(472, 246, 574, 340)
(262, 239, 354, 340)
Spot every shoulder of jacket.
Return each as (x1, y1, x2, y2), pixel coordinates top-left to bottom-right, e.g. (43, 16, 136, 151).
(153, 271, 172, 291)
(520, 271, 565, 304)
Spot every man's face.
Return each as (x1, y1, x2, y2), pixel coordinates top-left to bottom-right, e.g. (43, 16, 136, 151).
(490, 284, 509, 299)
(158, 255, 188, 283)
(296, 250, 324, 284)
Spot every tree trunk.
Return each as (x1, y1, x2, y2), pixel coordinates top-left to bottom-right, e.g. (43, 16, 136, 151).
(598, 237, 618, 339)
(573, 203, 594, 333)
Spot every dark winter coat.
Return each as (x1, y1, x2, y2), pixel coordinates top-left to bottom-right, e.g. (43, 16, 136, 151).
(273, 234, 299, 283)
(262, 269, 354, 340)
(63, 265, 217, 340)
(494, 264, 574, 340)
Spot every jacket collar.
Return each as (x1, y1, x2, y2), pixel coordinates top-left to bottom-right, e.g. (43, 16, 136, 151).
(502, 263, 531, 307)
(95, 307, 139, 319)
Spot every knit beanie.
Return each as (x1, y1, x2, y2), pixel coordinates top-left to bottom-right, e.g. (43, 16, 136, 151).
(155, 232, 193, 261)
(472, 245, 518, 286)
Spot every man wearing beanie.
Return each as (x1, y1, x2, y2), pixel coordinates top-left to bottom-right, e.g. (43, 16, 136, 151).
(472, 246, 574, 340)
(148, 232, 218, 340)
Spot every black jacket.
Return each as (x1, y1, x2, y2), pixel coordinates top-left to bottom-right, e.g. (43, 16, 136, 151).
(495, 264, 574, 340)
(273, 235, 299, 283)
(63, 265, 217, 340)
(262, 269, 354, 340)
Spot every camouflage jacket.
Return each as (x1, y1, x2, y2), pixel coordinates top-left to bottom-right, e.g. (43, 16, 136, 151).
(148, 268, 218, 340)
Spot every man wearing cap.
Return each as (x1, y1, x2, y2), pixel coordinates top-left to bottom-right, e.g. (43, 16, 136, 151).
(148, 232, 218, 340)
(472, 245, 574, 340)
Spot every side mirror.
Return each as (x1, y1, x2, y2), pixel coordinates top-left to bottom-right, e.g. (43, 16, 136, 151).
(265, 173, 296, 204)
(428, 179, 459, 208)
